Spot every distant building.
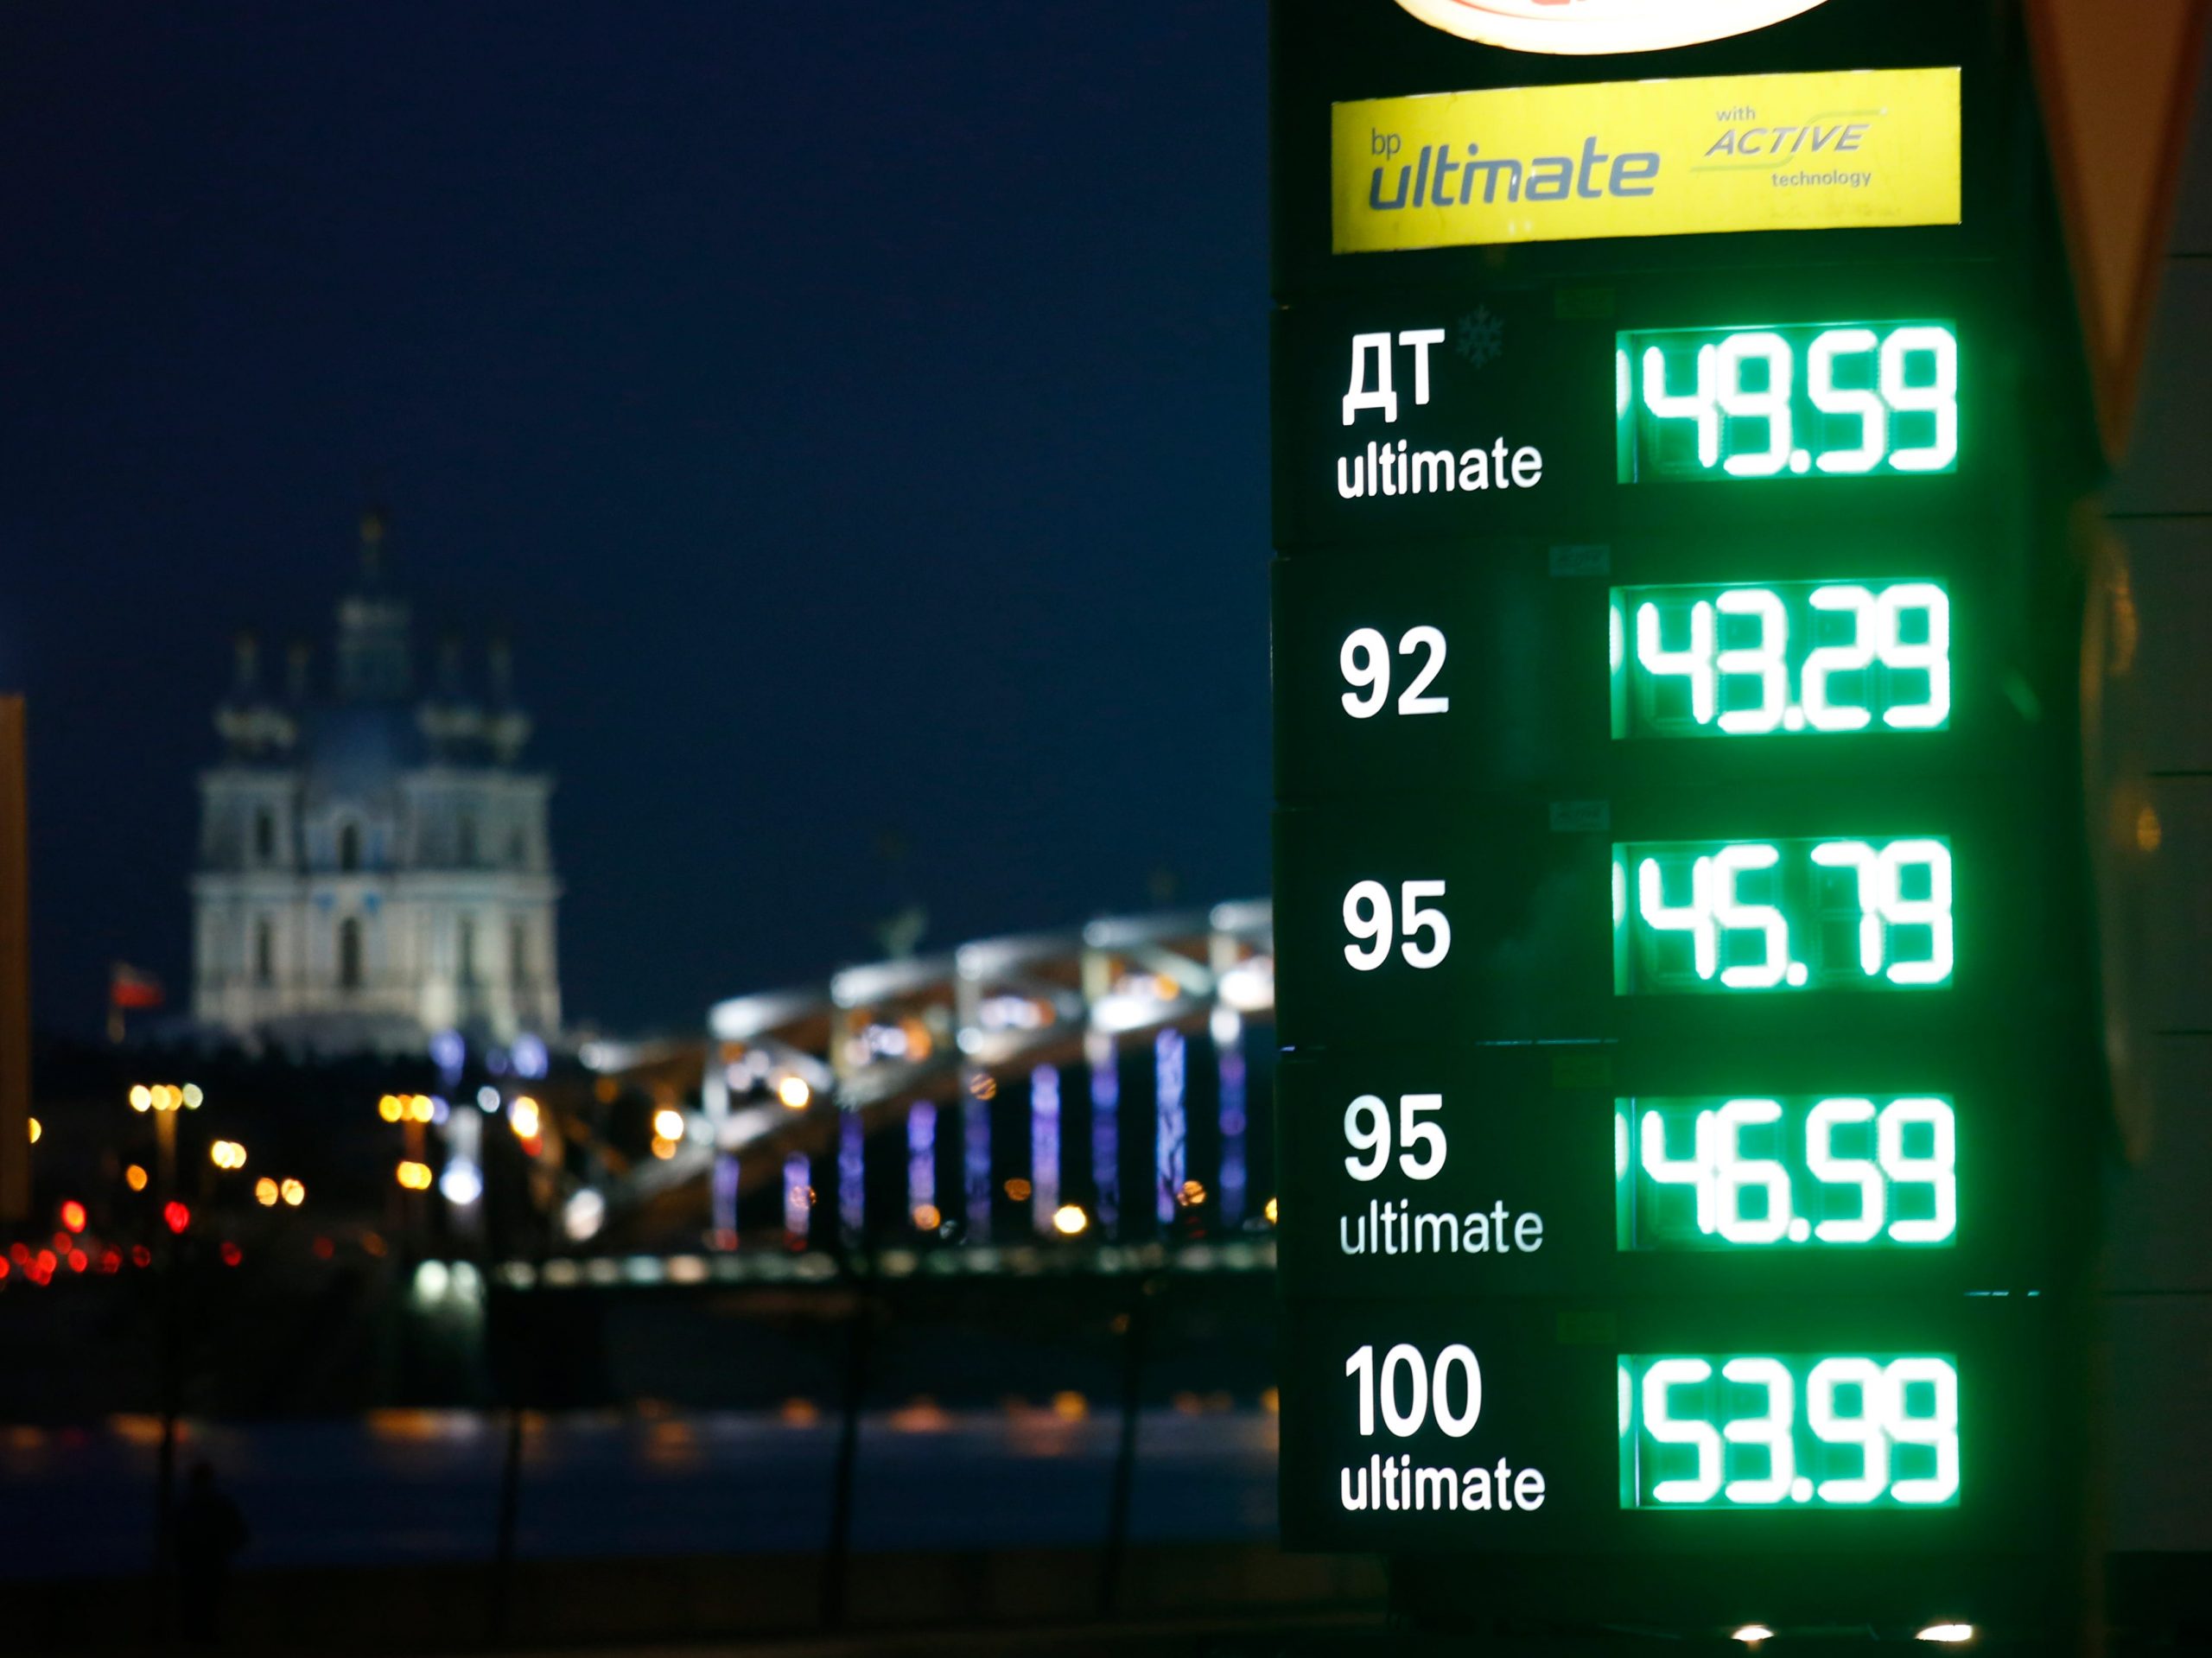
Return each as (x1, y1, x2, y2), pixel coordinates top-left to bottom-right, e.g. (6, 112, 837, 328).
(190, 513, 562, 1052)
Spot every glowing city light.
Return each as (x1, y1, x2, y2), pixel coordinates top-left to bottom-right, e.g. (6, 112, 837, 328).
(777, 1075, 811, 1110)
(209, 1140, 247, 1171)
(563, 1187, 606, 1242)
(1030, 1063, 1060, 1231)
(124, 1165, 148, 1192)
(438, 1161, 481, 1205)
(1155, 1029, 1186, 1225)
(1087, 1029, 1119, 1234)
(1052, 1204, 1089, 1236)
(907, 1102, 936, 1225)
(1215, 1009, 1248, 1227)
(512, 1033, 549, 1079)
(783, 1153, 812, 1243)
(378, 1094, 403, 1122)
(254, 1178, 279, 1206)
(964, 1081, 992, 1238)
(58, 1201, 85, 1235)
(130, 1086, 151, 1112)
(280, 1178, 305, 1207)
(838, 1109, 865, 1241)
(1916, 1626, 1975, 1645)
(509, 1097, 541, 1139)
(1734, 1628, 1775, 1646)
(710, 1153, 738, 1244)
(396, 1160, 434, 1191)
(652, 1106, 685, 1142)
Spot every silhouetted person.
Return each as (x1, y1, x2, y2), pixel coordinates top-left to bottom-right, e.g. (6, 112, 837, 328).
(172, 1461, 248, 1643)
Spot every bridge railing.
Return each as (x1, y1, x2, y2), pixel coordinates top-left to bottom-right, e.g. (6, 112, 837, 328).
(645, 900, 1274, 1253)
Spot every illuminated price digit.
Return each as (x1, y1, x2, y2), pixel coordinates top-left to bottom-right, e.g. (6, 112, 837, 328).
(1345, 1342, 1483, 1438)
(1343, 1092, 1446, 1182)
(1642, 341, 1719, 467)
(1637, 855, 1717, 978)
(1639, 1106, 1718, 1234)
(1804, 1097, 1885, 1243)
(1716, 331, 1793, 478)
(1721, 1357, 1796, 1504)
(1338, 626, 1449, 719)
(1716, 592, 1787, 734)
(1882, 327, 1959, 472)
(1713, 1098, 1791, 1244)
(1801, 586, 1878, 732)
(1875, 583, 1950, 729)
(1714, 588, 1788, 734)
(1808, 327, 1885, 474)
(1342, 880, 1451, 971)
(1878, 1096, 1956, 1243)
(1637, 600, 1717, 726)
(1808, 1358, 1891, 1503)
(1643, 1359, 1723, 1502)
(1884, 1357, 1961, 1503)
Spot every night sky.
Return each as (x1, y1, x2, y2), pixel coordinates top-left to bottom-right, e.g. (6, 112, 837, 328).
(0, 4, 1269, 1036)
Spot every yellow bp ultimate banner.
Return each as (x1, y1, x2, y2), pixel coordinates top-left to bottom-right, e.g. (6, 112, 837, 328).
(1332, 67, 1960, 252)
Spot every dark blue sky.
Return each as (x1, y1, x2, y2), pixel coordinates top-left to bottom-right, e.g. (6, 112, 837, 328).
(0, 4, 1270, 1035)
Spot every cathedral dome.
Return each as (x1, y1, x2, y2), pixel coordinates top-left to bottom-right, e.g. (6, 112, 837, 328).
(189, 513, 562, 1054)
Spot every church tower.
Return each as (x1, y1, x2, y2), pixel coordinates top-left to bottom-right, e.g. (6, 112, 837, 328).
(190, 513, 563, 1052)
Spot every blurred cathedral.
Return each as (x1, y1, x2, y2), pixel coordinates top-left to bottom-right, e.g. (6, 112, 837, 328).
(190, 512, 562, 1053)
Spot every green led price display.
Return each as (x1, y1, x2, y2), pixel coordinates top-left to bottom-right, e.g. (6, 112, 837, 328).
(1622, 1354, 1961, 1509)
(1617, 1096, 1955, 1249)
(1618, 322, 1958, 482)
(1615, 837, 1953, 994)
(1611, 581, 1950, 738)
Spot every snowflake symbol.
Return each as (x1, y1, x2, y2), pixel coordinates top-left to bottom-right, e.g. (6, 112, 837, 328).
(1456, 306, 1504, 368)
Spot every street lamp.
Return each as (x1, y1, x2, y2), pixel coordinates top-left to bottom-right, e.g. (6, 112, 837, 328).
(129, 1083, 202, 1196)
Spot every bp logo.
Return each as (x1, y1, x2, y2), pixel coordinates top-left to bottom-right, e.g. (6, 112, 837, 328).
(1394, 0, 1831, 54)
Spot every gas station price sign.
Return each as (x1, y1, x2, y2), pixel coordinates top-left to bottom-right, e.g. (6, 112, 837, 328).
(1618, 1096, 1955, 1251)
(1271, 0, 2094, 1606)
(1612, 579, 1950, 739)
(1618, 322, 1959, 482)
(1621, 1352, 1961, 1509)
(1615, 835, 1954, 994)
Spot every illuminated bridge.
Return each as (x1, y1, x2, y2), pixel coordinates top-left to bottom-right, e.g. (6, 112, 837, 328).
(553, 900, 1276, 1269)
